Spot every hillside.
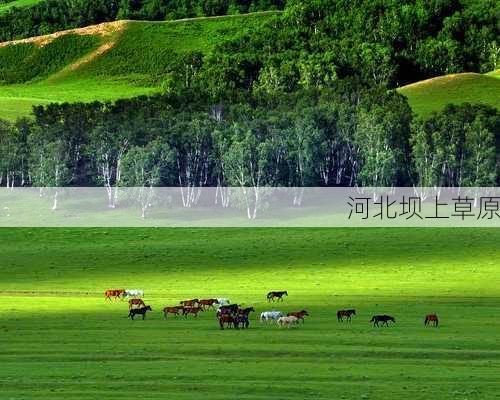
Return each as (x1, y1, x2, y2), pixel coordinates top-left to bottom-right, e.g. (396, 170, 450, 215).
(0, 12, 276, 121)
(398, 71, 500, 118)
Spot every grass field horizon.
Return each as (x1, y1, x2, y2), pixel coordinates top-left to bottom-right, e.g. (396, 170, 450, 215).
(1, 228, 499, 399)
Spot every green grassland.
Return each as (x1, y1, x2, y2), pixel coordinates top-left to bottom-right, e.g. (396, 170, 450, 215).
(0, 0, 44, 14)
(398, 71, 500, 118)
(0, 228, 499, 399)
(0, 13, 276, 121)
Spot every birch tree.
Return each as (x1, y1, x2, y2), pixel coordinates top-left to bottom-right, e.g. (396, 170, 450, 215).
(89, 125, 129, 208)
(211, 125, 231, 207)
(222, 123, 267, 220)
(121, 140, 172, 218)
(0, 121, 21, 189)
(171, 117, 212, 207)
(29, 139, 70, 210)
(462, 118, 496, 203)
(354, 109, 401, 194)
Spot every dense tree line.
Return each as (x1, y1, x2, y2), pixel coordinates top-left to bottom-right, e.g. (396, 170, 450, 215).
(0, 0, 285, 41)
(203, 0, 499, 93)
(0, 87, 498, 195)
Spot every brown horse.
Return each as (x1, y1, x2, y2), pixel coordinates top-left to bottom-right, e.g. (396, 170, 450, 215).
(287, 310, 309, 323)
(128, 298, 146, 309)
(425, 314, 439, 327)
(182, 306, 203, 317)
(163, 306, 183, 319)
(180, 299, 199, 307)
(337, 309, 356, 322)
(199, 299, 219, 310)
(105, 289, 125, 300)
(219, 314, 239, 330)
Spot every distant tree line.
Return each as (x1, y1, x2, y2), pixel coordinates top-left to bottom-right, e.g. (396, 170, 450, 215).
(0, 85, 498, 193)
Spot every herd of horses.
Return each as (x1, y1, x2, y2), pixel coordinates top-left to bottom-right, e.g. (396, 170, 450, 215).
(106, 289, 440, 328)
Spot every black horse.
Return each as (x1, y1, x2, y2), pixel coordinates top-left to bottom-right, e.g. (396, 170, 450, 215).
(128, 305, 152, 320)
(219, 314, 250, 330)
(235, 315, 249, 329)
(238, 307, 255, 316)
(337, 309, 356, 322)
(267, 291, 288, 302)
(370, 315, 395, 327)
(216, 304, 239, 318)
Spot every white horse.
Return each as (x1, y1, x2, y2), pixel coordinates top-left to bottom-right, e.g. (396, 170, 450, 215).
(124, 289, 144, 298)
(216, 298, 230, 306)
(260, 311, 283, 323)
(277, 315, 299, 328)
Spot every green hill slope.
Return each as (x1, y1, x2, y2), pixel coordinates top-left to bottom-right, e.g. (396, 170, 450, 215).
(0, 0, 44, 14)
(398, 71, 500, 118)
(0, 12, 276, 121)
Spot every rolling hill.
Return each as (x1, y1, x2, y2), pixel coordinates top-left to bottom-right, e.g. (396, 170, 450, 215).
(0, 12, 276, 121)
(0, 11, 498, 121)
(398, 71, 500, 118)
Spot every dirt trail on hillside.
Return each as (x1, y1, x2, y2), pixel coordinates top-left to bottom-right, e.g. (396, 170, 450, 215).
(0, 20, 127, 48)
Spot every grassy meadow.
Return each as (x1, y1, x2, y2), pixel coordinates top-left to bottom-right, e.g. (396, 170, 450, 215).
(398, 71, 500, 118)
(0, 13, 276, 121)
(0, 228, 499, 399)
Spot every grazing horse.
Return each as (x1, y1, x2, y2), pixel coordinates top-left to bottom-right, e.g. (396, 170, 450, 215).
(267, 291, 288, 302)
(425, 314, 439, 327)
(370, 315, 396, 327)
(163, 306, 183, 319)
(128, 298, 146, 309)
(199, 299, 219, 310)
(180, 299, 199, 307)
(182, 306, 203, 318)
(260, 311, 283, 323)
(238, 307, 255, 316)
(277, 315, 299, 328)
(337, 309, 356, 322)
(124, 289, 144, 298)
(105, 289, 125, 300)
(287, 310, 309, 323)
(128, 305, 152, 320)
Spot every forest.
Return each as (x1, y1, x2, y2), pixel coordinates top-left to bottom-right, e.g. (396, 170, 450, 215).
(0, 0, 498, 190)
(0, 86, 498, 192)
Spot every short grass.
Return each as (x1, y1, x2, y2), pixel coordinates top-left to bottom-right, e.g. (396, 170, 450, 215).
(398, 71, 500, 118)
(0, 228, 499, 399)
(0, 13, 276, 121)
(0, 0, 44, 14)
